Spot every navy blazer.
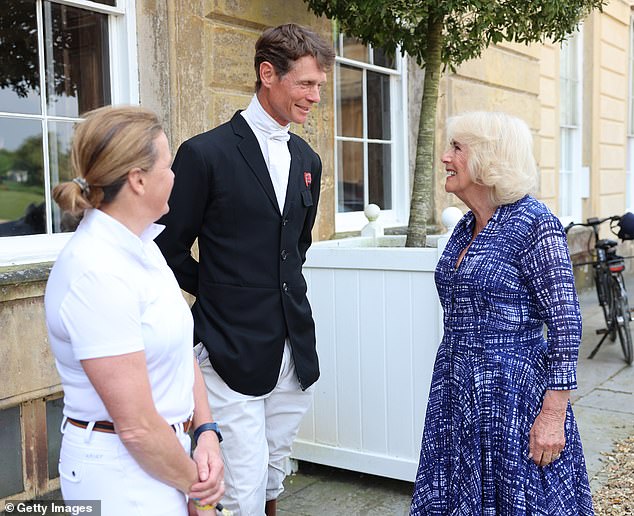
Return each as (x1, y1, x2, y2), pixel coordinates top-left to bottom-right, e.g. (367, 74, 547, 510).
(156, 111, 321, 395)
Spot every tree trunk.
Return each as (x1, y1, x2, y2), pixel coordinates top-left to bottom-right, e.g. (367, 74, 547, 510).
(405, 17, 444, 247)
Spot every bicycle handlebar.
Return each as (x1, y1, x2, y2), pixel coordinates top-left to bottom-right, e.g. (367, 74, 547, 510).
(563, 215, 621, 235)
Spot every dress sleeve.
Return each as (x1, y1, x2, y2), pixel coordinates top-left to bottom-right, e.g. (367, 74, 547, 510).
(519, 213, 581, 390)
(59, 271, 145, 360)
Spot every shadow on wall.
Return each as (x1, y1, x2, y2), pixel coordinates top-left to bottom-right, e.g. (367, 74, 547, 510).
(0, 203, 82, 236)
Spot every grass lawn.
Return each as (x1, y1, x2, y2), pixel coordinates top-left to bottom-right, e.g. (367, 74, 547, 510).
(0, 189, 44, 221)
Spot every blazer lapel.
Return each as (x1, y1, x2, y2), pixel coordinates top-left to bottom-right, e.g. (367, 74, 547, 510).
(284, 137, 303, 217)
(232, 112, 280, 214)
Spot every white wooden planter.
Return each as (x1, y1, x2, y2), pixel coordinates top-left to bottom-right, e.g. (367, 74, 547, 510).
(292, 210, 460, 482)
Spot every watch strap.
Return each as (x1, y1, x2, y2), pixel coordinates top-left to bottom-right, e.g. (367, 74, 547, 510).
(193, 422, 223, 444)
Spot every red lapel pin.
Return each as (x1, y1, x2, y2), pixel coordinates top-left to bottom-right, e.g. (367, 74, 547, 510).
(304, 172, 312, 188)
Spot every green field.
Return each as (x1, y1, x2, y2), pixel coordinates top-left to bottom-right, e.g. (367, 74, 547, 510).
(0, 186, 44, 221)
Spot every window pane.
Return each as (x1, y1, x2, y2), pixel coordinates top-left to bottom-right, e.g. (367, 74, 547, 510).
(560, 128, 572, 171)
(367, 71, 391, 140)
(0, 117, 46, 236)
(93, 0, 117, 5)
(630, 20, 634, 134)
(0, 406, 24, 498)
(559, 78, 568, 125)
(46, 397, 64, 479)
(49, 120, 79, 232)
(0, 0, 42, 114)
(342, 35, 368, 63)
(368, 143, 391, 210)
(337, 64, 362, 138)
(560, 35, 579, 128)
(337, 140, 364, 212)
(628, 136, 634, 207)
(44, 2, 111, 117)
(373, 47, 396, 69)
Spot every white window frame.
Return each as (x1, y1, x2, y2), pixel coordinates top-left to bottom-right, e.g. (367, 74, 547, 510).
(333, 37, 409, 233)
(627, 16, 634, 212)
(558, 28, 583, 226)
(0, 0, 139, 267)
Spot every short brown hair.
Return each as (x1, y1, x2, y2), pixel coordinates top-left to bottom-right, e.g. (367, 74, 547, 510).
(254, 23, 335, 91)
(53, 105, 163, 215)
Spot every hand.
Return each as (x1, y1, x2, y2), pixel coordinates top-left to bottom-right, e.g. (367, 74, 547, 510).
(528, 390, 568, 467)
(189, 431, 225, 506)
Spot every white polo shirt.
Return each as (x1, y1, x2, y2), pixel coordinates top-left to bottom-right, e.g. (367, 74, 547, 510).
(45, 209, 194, 424)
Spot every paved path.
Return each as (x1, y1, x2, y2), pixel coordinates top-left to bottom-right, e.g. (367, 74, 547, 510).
(278, 284, 634, 515)
(572, 284, 634, 491)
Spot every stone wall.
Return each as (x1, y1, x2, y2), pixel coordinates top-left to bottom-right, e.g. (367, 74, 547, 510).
(0, 2, 335, 505)
(590, 0, 630, 218)
(0, 265, 61, 504)
(3, 0, 634, 506)
(435, 41, 542, 220)
(136, 0, 336, 240)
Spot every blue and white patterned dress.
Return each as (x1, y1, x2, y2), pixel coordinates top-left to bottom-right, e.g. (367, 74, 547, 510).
(410, 196, 594, 515)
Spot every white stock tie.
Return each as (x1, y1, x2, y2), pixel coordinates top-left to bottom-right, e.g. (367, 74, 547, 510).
(267, 131, 291, 212)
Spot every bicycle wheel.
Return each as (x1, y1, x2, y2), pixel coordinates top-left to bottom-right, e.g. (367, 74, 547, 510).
(596, 267, 616, 341)
(611, 274, 633, 365)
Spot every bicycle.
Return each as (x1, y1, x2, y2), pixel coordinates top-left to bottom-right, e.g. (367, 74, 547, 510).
(564, 215, 633, 365)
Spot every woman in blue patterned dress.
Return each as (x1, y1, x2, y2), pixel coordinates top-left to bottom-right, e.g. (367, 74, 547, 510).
(410, 112, 593, 515)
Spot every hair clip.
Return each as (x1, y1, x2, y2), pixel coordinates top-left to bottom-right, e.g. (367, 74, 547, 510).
(72, 177, 90, 195)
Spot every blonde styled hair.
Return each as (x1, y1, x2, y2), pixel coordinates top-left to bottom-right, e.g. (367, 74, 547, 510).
(446, 111, 538, 206)
(53, 105, 163, 215)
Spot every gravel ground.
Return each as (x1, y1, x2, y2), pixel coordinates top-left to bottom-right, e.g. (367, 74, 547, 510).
(593, 435, 634, 515)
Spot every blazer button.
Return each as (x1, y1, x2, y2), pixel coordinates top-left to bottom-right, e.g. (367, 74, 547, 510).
(282, 282, 289, 292)
(280, 249, 288, 261)
(282, 217, 289, 226)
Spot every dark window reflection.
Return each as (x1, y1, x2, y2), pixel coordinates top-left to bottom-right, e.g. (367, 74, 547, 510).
(373, 47, 396, 69)
(46, 397, 64, 480)
(45, 2, 111, 117)
(0, 117, 46, 236)
(337, 140, 364, 212)
(0, 0, 41, 114)
(0, 406, 24, 498)
(48, 120, 80, 232)
(337, 64, 362, 138)
(367, 71, 391, 140)
(368, 143, 391, 210)
(342, 35, 368, 63)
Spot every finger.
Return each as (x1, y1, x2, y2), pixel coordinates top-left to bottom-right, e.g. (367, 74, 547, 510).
(197, 458, 210, 482)
(189, 479, 224, 501)
(541, 451, 557, 467)
(194, 486, 225, 508)
(537, 451, 549, 467)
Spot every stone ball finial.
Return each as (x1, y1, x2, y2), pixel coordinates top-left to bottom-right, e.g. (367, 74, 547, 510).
(441, 206, 463, 232)
(364, 203, 381, 222)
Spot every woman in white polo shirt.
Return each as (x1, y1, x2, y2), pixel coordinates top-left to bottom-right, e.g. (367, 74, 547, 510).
(45, 106, 225, 515)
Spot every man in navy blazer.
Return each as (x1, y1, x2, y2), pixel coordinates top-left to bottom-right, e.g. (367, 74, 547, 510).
(156, 24, 335, 516)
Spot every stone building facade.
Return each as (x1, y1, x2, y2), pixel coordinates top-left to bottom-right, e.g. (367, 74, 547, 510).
(1, 0, 633, 504)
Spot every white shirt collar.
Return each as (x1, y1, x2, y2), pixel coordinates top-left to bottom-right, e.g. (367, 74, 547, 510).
(241, 94, 290, 140)
(78, 209, 164, 259)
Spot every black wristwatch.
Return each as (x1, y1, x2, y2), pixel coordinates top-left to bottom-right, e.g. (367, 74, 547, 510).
(193, 422, 223, 444)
